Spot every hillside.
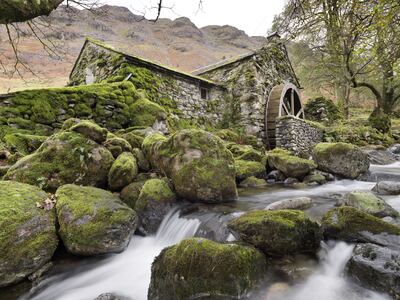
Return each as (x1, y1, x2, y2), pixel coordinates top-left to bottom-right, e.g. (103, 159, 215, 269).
(0, 5, 266, 93)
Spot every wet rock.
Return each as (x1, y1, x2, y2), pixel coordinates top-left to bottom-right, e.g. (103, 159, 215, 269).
(239, 176, 268, 188)
(229, 210, 321, 256)
(134, 179, 177, 234)
(4, 131, 114, 192)
(264, 282, 290, 300)
(338, 191, 398, 218)
(313, 142, 369, 179)
(321, 206, 400, 245)
(235, 159, 266, 181)
(94, 293, 131, 300)
(362, 148, 397, 165)
(56, 184, 137, 255)
(303, 172, 326, 185)
(148, 238, 267, 300)
(268, 148, 316, 180)
(265, 197, 313, 211)
(267, 170, 283, 182)
(144, 130, 238, 203)
(346, 243, 400, 299)
(108, 152, 138, 191)
(0, 181, 58, 287)
(389, 144, 400, 155)
(120, 181, 145, 209)
(283, 177, 299, 185)
(372, 181, 400, 195)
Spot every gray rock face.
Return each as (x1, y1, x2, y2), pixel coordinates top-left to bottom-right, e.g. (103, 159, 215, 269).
(56, 184, 137, 255)
(94, 293, 131, 300)
(347, 243, 400, 299)
(0, 181, 58, 287)
(265, 197, 313, 211)
(338, 191, 398, 218)
(362, 148, 398, 165)
(373, 181, 400, 195)
(389, 144, 400, 155)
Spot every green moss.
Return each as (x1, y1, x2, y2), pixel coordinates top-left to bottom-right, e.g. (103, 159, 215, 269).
(313, 142, 357, 160)
(149, 238, 267, 300)
(108, 152, 138, 191)
(120, 181, 145, 209)
(129, 98, 166, 127)
(142, 133, 167, 157)
(120, 132, 144, 149)
(228, 143, 264, 162)
(3, 133, 47, 155)
(304, 97, 342, 124)
(103, 137, 132, 158)
(238, 176, 267, 188)
(135, 179, 176, 212)
(267, 149, 316, 179)
(55, 184, 137, 255)
(69, 120, 108, 143)
(322, 206, 400, 238)
(228, 210, 321, 256)
(368, 108, 391, 133)
(235, 159, 266, 180)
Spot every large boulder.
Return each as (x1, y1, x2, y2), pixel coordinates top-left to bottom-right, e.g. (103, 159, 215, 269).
(69, 120, 108, 143)
(56, 184, 137, 255)
(338, 191, 398, 218)
(268, 149, 316, 179)
(135, 179, 177, 234)
(347, 243, 400, 299)
(103, 137, 132, 158)
(313, 143, 369, 179)
(144, 130, 238, 203)
(373, 181, 400, 195)
(265, 197, 313, 211)
(108, 152, 138, 191)
(0, 181, 58, 287)
(235, 159, 266, 181)
(148, 238, 267, 300)
(120, 181, 145, 209)
(4, 131, 114, 192)
(228, 210, 321, 256)
(362, 147, 397, 165)
(321, 206, 400, 245)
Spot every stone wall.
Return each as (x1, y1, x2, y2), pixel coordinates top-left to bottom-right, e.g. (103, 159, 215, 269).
(198, 39, 299, 141)
(275, 116, 323, 157)
(69, 40, 226, 125)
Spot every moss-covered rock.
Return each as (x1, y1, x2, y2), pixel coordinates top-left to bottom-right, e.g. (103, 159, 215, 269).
(103, 137, 132, 158)
(56, 184, 137, 255)
(238, 176, 267, 188)
(132, 148, 150, 171)
(135, 179, 176, 234)
(4, 131, 114, 192)
(268, 149, 316, 179)
(130, 98, 167, 128)
(148, 238, 267, 300)
(108, 152, 138, 191)
(313, 142, 369, 179)
(120, 132, 144, 149)
(145, 130, 238, 203)
(227, 143, 264, 162)
(120, 181, 145, 209)
(338, 191, 398, 218)
(0, 181, 58, 287)
(228, 210, 321, 256)
(69, 120, 108, 144)
(303, 172, 326, 185)
(304, 97, 342, 124)
(321, 206, 400, 243)
(368, 108, 391, 134)
(235, 159, 266, 181)
(3, 133, 47, 155)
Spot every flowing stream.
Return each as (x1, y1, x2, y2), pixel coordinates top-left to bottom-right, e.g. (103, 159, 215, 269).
(3, 163, 399, 300)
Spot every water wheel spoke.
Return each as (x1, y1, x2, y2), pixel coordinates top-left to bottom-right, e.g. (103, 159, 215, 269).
(282, 102, 290, 115)
(296, 109, 303, 118)
(290, 89, 295, 115)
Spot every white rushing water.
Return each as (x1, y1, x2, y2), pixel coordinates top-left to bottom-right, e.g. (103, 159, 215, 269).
(27, 210, 200, 300)
(272, 242, 390, 300)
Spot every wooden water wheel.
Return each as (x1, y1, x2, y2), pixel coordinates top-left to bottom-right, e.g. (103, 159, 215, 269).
(265, 82, 304, 149)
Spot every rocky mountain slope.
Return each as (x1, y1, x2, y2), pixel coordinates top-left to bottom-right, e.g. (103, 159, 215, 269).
(0, 5, 266, 93)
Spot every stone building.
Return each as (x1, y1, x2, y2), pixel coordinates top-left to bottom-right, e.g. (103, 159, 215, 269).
(70, 34, 320, 150)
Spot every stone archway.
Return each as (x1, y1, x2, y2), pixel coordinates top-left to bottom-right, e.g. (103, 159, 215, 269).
(265, 82, 304, 149)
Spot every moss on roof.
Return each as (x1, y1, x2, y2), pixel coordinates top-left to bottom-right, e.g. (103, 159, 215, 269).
(73, 37, 221, 86)
(191, 52, 255, 75)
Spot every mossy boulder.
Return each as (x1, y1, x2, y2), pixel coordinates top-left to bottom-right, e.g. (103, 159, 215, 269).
(103, 137, 132, 158)
(120, 132, 144, 149)
(338, 191, 398, 218)
(3, 133, 47, 155)
(235, 159, 266, 181)
(238, 176, 267, 188)
(135, 179, 176, 234)
(227, 143, 264, 162)
(321, 206, 400, 243)
(108, 152, 138, 191)
(132, 148, 150, 171)
(130, 98, 167, 128)
(228, 210, 321, 256)
(56, 184, 137, 255)
(268, 149, 316, 179)
(313, 142, 369, 179)
(148, 238, 267, 300)
(145, 130, 238, 203)
(304, 97, 342, 124)
(368, 108, 391, 134)
(0, 181, 58, 287)
(69, 120, 108, 143)
(120, 181, 145, 209)
(4, 131, 114, 192)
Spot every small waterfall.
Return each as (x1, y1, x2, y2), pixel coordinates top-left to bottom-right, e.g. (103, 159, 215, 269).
(25, 209, 200, 300)
(270, 242, 390, 300)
